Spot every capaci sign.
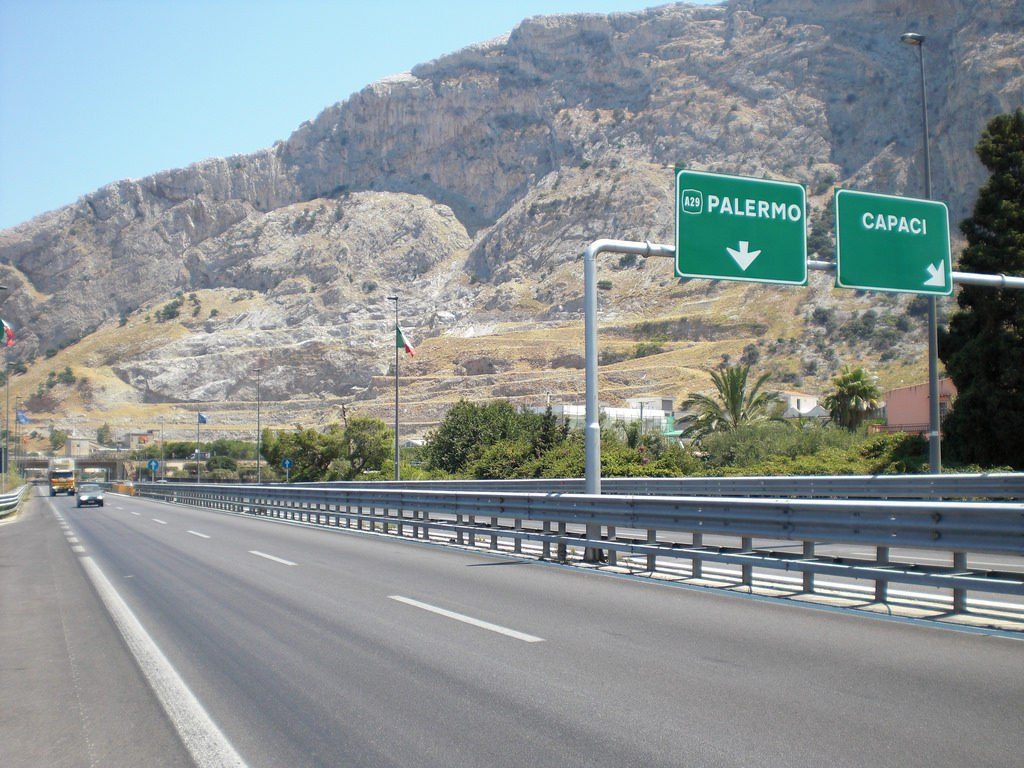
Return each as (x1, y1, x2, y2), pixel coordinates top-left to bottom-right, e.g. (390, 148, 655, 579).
(835, 188, 952, 295)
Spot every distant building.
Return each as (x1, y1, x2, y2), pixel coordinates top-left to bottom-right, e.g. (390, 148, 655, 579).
(774, 390, 830, 421)
(125, 430, 159, 451)
(626, 396, 675, 413)
(880, 378, 957, 434)
(532, 395, 679, 437)
(64, 436, 100, 457)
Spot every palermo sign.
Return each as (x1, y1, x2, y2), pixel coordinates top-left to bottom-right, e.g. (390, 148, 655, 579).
(675, 169, 807, 286)
(835, 188, 952, 295)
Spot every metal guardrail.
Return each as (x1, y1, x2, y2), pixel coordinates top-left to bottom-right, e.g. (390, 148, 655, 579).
(298, 473, 1024, 500)
(133, 480, 1024, 611)
(0, 485, 30, 519)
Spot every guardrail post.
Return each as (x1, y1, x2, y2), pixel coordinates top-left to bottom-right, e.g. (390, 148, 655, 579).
(875, 546, 889, 603)
(691, 533, 702, 579)
(741, 537, 753, 588)
(468, 515, 476, 547)
(646, 529, 656, 572)
(542, 521, 551, 559)
(802, 541, 815, 592)
(456, 514, 464, 545)
(557, 521, 567, 563)
(607, 526, 617, 566)
(514, 518, 522, 554)
(490, 517, 498, 550)
(397, 508, 404, 537)
(952, 552, 968, 613)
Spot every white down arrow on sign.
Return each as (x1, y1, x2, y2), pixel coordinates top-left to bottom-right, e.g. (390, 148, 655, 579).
(726, 241, 761, 271)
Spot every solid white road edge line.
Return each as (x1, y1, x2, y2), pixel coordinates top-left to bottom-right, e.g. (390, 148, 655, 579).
(78, 555, 248, 768)
(248, 550, 296, 566)
(153, 519, 168, 525)
(187, 530, 211, 539)
(389, 595, 544, 643)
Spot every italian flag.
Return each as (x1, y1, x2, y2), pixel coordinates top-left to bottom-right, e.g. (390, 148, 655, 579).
(396, 325, 416, 356)
(0, 318, 13, 347)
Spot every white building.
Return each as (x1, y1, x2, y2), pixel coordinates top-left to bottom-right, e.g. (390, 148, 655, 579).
(532, 396, 679, 436)
(775, 390, 829, 421)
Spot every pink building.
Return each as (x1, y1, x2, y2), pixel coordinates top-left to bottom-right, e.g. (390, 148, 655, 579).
(882, 378, 957, 434)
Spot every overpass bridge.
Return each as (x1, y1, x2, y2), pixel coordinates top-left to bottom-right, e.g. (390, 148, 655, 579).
(20, 456, 127, 481)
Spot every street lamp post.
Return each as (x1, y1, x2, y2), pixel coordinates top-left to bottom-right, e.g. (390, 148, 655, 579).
(255, 367, 262, 484)
(0, 285, 8, 492)
(901, 31, 942, 474)
(387, 296, 400, 481)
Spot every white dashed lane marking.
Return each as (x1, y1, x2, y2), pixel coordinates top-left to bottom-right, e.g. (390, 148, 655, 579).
(248, 551, 297, 567)
(152, 519, 167, 525)
(388, 595, 545, 643)
(187, 531, 211, 539)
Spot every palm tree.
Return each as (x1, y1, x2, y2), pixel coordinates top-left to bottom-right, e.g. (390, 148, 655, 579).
(679, 364, 780, 440)
(822, 366, 882, 431)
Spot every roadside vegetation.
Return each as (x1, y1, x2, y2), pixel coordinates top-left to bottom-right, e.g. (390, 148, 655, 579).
(118, 352, 1014, 482)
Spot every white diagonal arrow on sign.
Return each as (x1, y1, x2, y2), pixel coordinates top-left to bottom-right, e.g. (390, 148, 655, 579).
(726, 241, 762, 271)
(924, 261, 945, 287)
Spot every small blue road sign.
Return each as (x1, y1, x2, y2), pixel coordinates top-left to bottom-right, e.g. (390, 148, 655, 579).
(282, 458, 294, 469)
(147, 459, 159, 471)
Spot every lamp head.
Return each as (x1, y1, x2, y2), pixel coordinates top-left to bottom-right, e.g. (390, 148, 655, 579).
(900, 32, 924, 46)
(386, 295, 398, 302)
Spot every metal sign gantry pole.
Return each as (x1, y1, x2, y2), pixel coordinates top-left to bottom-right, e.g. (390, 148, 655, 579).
(582, 241, 1024, 560)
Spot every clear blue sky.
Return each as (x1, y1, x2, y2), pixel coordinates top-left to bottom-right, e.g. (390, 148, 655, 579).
(0, 0, 717, 229)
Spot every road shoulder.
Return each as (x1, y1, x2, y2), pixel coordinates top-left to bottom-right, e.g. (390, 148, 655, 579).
(0, 493, 193, 768)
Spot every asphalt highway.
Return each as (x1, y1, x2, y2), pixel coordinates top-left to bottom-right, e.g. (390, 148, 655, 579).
(4, 488, 1023, 767)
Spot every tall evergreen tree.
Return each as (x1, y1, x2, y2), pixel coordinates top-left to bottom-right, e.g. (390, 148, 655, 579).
(940, 109, 1024, 467)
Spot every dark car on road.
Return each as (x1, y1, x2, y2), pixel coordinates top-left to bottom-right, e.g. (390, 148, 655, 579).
(76, 483, 105, 508)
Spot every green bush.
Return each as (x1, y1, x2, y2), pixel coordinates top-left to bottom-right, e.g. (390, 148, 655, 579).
(521, 434, 585, 478)
(700, 422, 861, 468)
(206, 455, 238, 472)
(424, 401, 563, 475)
(859, 433, 927, 474)
(469, 440, 535, 479)
(156, 298, 183, 322)
(727, 447, 869, 476)
(632, 342, 665, 358)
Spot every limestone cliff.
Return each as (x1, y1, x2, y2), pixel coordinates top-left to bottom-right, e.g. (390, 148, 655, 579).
(0, 0, 1021, 437)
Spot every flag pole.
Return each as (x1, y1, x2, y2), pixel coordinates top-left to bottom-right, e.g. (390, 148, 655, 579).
(3, 355, 8, 492)
(388, 296, 400, 481)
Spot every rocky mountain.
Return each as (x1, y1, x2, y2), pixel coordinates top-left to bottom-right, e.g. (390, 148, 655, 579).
(0, 0, 1021, 441)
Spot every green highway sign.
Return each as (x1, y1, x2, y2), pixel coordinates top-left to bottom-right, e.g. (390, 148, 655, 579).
(675, 169, 807, 285)
(835, 189, 951, 295)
